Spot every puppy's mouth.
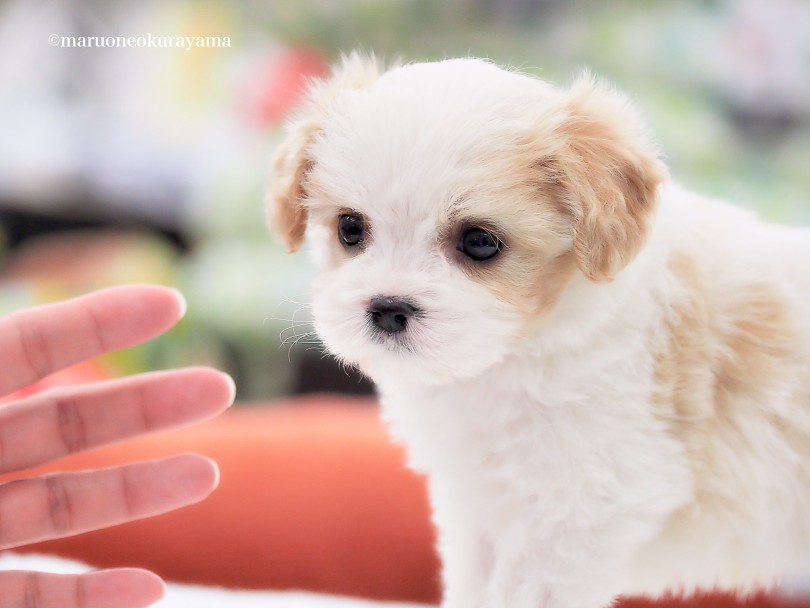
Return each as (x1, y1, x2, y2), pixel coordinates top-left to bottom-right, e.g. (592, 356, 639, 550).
(368, 327, 415, 353)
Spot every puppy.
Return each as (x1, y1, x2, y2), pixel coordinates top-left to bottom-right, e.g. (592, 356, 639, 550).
(267, 54, 810, 608)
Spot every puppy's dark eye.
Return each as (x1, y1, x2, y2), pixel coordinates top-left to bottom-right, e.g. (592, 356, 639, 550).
(458, 228, 501, 261)
(338, 214, 365, 247)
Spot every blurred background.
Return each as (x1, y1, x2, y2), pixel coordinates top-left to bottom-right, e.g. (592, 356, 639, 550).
(0, 0, 808, 403)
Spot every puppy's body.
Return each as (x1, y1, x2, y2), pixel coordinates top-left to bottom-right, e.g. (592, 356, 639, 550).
(382, 187, 810, 606)
(269, 56, 810, 608)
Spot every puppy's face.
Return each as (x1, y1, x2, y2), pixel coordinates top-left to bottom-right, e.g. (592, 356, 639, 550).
(269, 56, 666, 386)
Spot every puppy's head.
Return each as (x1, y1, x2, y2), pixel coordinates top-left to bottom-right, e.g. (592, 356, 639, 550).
(268, 54, 667, 385)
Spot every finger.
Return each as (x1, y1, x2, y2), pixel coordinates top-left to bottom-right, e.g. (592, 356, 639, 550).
(0, 568, 165, 608)
(0, 367, 235, 474)
(0, 285, 186, 396)
(0, 454, 218, 551)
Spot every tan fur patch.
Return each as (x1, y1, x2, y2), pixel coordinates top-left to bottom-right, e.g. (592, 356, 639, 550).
(652, 251, 798, 513)
(652, 253, 715, 499)
(268, 118, 319, 252)
(717, 282, 795, 392)
(479, 250, 578, 322)
(555, 75, 668, 283)
(442, 157, 577, 324)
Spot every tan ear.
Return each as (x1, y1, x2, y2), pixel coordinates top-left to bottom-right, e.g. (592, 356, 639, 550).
(267, 51, 384, 253)
(555, 74, 668, 282)
(267, 118, 319, 253)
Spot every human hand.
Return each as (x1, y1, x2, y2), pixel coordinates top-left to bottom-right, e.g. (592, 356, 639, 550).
(0, 285, 235, 608)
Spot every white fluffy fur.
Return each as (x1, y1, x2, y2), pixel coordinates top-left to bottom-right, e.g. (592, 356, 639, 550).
(269, 56, 810, 608)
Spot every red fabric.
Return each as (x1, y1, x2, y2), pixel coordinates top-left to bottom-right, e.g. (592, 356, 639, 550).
(3, 397, 806, 608)
(6, 397, 440, 602)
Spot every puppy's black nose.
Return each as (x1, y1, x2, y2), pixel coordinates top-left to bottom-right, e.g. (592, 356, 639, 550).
(368, 297, 417, 334)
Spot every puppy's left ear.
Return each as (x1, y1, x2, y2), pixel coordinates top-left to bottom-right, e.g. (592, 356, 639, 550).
(267, 51, 384, 253)
(268, 116, 320, 253)
(555, 74, 668, 282)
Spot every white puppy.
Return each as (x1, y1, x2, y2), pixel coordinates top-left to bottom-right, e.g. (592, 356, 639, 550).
(268, 54, 810, 608)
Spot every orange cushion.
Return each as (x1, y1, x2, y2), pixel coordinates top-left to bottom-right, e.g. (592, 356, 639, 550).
(7, 397, 441, 603)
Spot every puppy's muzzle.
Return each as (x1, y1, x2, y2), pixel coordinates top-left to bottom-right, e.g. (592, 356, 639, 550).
(367, 297, 418, 334)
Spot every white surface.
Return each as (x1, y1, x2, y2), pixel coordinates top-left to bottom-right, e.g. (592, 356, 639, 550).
(0, 553, 428, 608)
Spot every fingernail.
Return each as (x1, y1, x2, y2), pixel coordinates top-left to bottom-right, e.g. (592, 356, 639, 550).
(210, 459, 221, 489)
(170, 288, 188, 319)
(220, 372, 237, 405)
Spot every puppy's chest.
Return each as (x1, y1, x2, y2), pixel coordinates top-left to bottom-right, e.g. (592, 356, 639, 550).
(380, 362, 655, 505)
